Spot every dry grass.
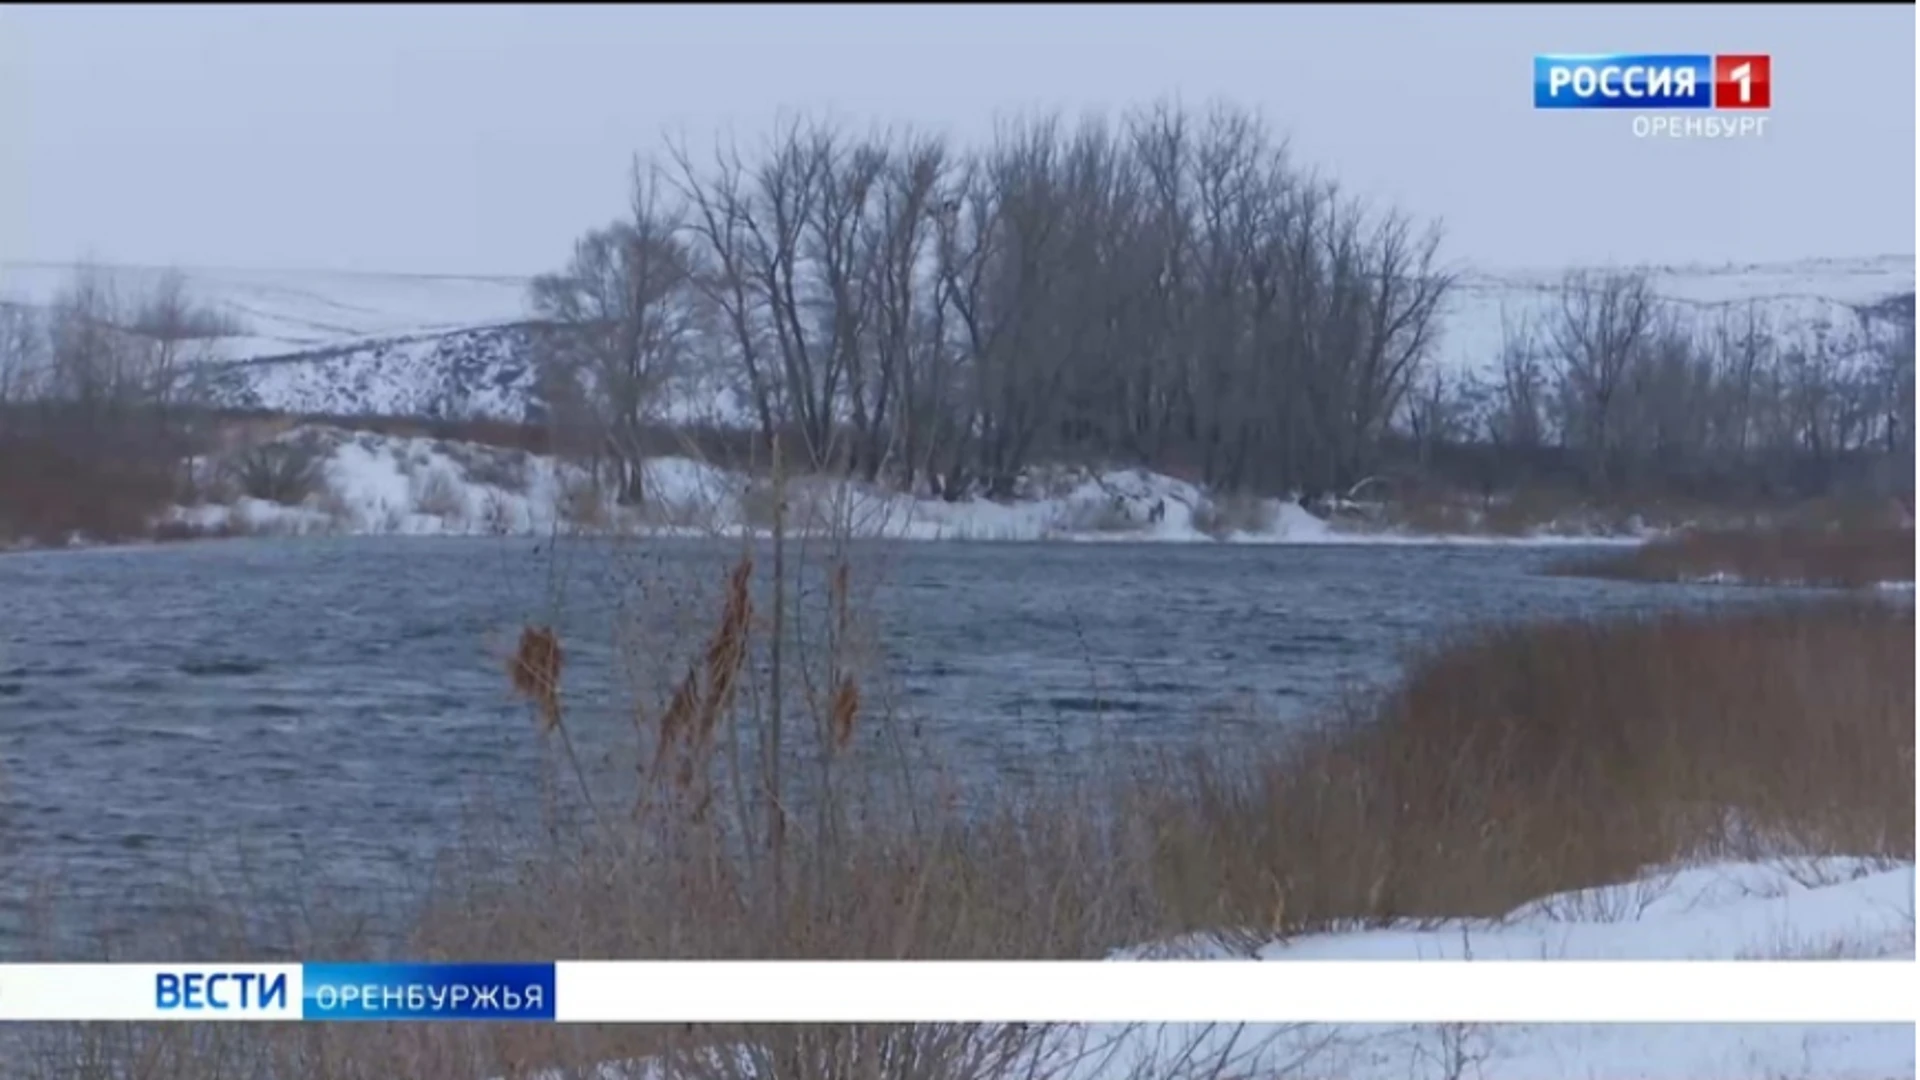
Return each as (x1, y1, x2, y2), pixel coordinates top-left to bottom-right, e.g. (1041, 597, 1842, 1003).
(0, 432, 182, 545)
(508, 625, 565, 732)
(1139, 600, 1913, 943)
(1554, 525, 1916, 588)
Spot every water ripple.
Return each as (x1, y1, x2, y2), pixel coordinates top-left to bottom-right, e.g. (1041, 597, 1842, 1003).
(0, 534, 1807, 953)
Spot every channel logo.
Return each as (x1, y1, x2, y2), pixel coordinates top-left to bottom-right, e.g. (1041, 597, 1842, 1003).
(1534, 54, 1771, 110)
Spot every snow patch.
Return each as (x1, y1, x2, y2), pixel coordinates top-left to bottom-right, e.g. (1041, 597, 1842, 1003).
(164, 430, 1655, 546)
(1121, 857, 1914, 962)
(506, 858, 1915, 1080)
(1681, 572, 1919, 591)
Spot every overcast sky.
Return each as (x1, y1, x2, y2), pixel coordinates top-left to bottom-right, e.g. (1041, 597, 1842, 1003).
(3, 4, 1912, 277)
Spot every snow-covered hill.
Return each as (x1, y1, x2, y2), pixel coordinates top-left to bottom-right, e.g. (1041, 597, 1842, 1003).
(4, 255, 1911, 425)
(0, 261, 532, 357)
(1442, 254, 1916, 383)
(188, 324, 546, 421)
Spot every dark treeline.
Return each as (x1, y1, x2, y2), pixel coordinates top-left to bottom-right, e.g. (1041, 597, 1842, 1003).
(0, 269, 244, 540)
(2, 102, 1911, 545)
(529, 101, 1914, 506)
(1406, 281, 1915, 505)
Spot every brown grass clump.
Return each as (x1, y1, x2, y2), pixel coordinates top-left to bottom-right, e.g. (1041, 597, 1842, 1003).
(1554, 524, 1915, 588)
(700, 557, 754, 742)
(0, 431, 181, 544)
(1141, 599, 1914, 941)
(829, 675, 861, 752)
(508, 624, 564, 732)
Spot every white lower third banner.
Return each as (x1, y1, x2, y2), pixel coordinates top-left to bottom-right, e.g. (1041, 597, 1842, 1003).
(0, 962, 1912, 1023)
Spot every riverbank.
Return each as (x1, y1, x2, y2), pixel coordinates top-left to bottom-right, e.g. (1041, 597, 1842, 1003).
(12, 584, 1908, 1079)
(1552, 523, 1916, 589)
(10, 423, 1671, 553)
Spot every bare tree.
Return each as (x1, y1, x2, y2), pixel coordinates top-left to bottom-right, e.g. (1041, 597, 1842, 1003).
(1341, 208, 1452, 484)
(1404, 368, 1471, 467)
(670, 136, 782, 444)
(0, 301, 43, 419)
(1873, 304, 1915, 458)
(1488, 309, 1547, 450)
(1705, 302, 1773, 462)
(858, 130, 949, 486)
(125, 268, 238, 410)
(45, 265, 132, 416)
(530, 162, 699, 505)
(1546, 269, 1657, 488)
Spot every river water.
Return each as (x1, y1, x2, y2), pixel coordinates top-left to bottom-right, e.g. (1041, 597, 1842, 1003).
(0, 535, 1824, 957)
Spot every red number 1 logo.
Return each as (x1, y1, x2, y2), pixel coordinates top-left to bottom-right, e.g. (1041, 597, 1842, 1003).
(1714, 54, 1771, 110)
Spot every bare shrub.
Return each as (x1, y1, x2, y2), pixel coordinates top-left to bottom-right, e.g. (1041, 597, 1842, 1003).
(1048, 496, 1147, 535)
(412, 467, 468, 520)
(312, 485, 355, 531)
(224, 440, 326, 506)
(1191, 493, 1278, 539)
(556, 469, 610, 530)
(1480, 487, 1590, 536)
(480, 488, 520, 535)
(460, 446, 531, 493)
(738, 475, 847, 534)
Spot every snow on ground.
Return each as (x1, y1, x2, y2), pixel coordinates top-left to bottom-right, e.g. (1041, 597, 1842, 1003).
(1680, 574, 1919, 590)
(1123, 858, 1914, 963)
(521, 858, 1914, 1080)
(162, 427, 1652, 546)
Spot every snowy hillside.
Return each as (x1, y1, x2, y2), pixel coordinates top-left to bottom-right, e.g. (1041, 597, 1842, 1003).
(4, 255, 1911, 425)
(0, 260, 533, 358)
(1443, 254, 1917, 384)
(188, 324, 546, 421)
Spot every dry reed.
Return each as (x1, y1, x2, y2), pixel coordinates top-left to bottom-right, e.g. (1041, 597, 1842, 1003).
(508, 624, 564, 732)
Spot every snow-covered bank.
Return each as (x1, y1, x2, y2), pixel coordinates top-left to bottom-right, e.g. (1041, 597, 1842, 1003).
(161, 426, 1651, 547)
(1682, 572, 1920, 591)
(1122, 857, 1914, 963)
(517, 858, 1913, 1080)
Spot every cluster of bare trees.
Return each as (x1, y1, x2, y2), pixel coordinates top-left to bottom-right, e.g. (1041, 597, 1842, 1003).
(0, 267, 241, 539)
(530, 102, 1453, 503)
(533, 104, 1916, 509)
(1419, 272, 1916, 500)
(0, 267, 238, 426)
